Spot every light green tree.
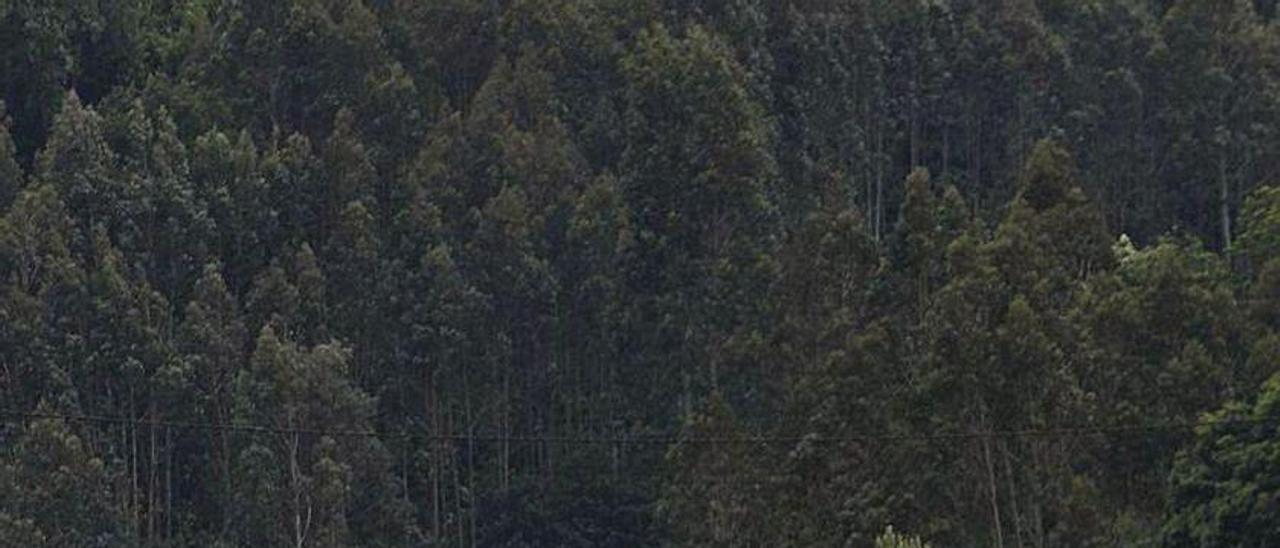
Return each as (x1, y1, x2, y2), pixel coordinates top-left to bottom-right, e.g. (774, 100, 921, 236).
(1162, 372, 1280, 546)
(876, 526, 931, 548)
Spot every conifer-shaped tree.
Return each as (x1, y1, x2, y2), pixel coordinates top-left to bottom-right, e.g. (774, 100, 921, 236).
(36, 91, 119, 252)
(0, 409, 133, 547)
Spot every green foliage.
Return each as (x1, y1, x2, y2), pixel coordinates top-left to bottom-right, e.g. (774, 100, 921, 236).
(323, 109, 379, 220)
(660, 392, 764, 546)
(36, 91, 119, 248)
(1083, 238, 1247, 421)
(1156, 0, 1279, 249)
(1163, 373, 1280, 546)
(1, 2, 1278, 545)
(262, 132, 326, 248)
(1236, 185, 1280, 268)
(620, 21, 781, 414)
(191, 128, 269, 289)
(0, 184, 78, 294)
(0, 184, 82, 411)
(876, 526, 931, 548)
(230, 326, 407, 547)
(0, 409, 133, 547)
(621, 23, 776, 249)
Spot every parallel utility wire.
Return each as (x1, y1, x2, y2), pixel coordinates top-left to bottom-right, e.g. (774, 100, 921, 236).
(0, 410, 1273, 445)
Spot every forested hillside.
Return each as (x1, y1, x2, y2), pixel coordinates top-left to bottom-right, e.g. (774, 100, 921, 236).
(1, 0, 1279, 546)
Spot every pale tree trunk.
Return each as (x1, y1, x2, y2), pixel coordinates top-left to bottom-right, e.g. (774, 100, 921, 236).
(219, 404, 233, 536)
(425, 365, 441, 543)
(876, 116, 885, 242)
(943, 124, 951, 177)
(130, 386, 141, 540)
(982, 435, 1004, 548)
(450, 406, 465, 548)
(911, 58, 924, 171)
(454, 439, 465, 548)
(864, 93, 874, 232)
(1033, 440, 1048, 548)
(465, 368, 477, 548)
(149, 406, 158, 544)
(288, 429, 311, 548)
(501, 366, 511, 492)
(166, 427, 173, 541)
(1001, 439, 1024, 548)
(291, 432, 302, 548)
(979, 405, 1005, 548)
(1220, 149, 1232, 251)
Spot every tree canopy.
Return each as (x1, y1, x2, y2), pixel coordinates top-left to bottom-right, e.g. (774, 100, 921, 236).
(0, 0, 1278, 545)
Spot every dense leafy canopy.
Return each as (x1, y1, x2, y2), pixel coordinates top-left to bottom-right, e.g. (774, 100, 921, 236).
(0, 0, 1278, 546)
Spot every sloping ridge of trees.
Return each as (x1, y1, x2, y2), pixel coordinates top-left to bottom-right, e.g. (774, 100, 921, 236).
(0, 0, 1279, 546)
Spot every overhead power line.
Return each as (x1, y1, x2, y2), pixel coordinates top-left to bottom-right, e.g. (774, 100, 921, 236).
(0, 410, 1271, 445)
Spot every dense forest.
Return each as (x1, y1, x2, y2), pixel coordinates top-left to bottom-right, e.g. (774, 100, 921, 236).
(1, 0, 1279, 546)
